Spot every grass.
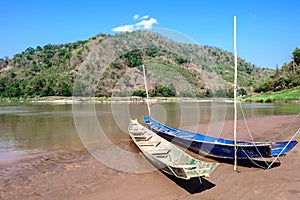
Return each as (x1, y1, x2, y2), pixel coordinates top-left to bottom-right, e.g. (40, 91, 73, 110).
(244, 86, 300, 102)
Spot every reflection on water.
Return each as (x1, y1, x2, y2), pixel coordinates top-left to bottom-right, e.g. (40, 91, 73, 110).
(0, 102, 299, 162)
(0, 104, 80, 162)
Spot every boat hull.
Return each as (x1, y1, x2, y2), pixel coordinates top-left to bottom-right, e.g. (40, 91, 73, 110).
(144, 116, 297, 159)
(128, 119, 219, 180)
(158, 133, 272, 159)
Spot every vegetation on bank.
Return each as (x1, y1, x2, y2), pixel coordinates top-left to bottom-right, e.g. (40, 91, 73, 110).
(244, 86, 300, 102)
(0, 31, 299, 102)
(0, 34, 108, 98)
(0, 40, 88, 98)
(247, 47, 300, 102)
(254, 48, 300, 93)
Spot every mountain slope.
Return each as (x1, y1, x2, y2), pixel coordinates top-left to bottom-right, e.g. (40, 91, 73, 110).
(0, 31, 273, 98)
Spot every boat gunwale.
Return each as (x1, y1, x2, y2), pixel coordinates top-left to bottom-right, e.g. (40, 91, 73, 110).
(145, 117, 273, 148)
(145, 117, 298, 158)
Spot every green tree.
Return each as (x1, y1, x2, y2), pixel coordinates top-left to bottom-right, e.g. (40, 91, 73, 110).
(146, 47, 159, 57)
(215, 88, 226, 97)
(205, 89, 212, 98)
(109, 62, 121, 69)
(238, 88, 247, 96)
(149, 84, 176, 97)
(292, 47, 300, 65)
(121, 50, 143, 68)
(132, 89, 146, 97)
(175, 56, 187, 64)
(246, 67, 253, 75)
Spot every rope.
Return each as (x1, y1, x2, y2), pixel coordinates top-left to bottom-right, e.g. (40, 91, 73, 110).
(238, 102, 270, 166)
(267, 127, 300, 169)
(240, 146, 267, 169)
(239, 102, 300, 170)
(198, 176, 202, 184)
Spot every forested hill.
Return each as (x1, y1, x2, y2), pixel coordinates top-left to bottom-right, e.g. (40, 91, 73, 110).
(254, 48, 300, 93)
(0, 31, 273, 98)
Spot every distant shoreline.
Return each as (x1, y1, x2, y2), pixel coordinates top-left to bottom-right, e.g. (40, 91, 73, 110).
(0, 96, 299, 104)
(0, 96, 232, 104)
(30, 96, 234, 104)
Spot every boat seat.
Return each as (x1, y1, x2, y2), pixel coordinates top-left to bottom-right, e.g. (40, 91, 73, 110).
(149, 149, 170, 155)
(176, 164, 197, 169)
(154, 154, 168, 159)
(134, 135, 152, 141)
(138, 140, 161, 147)
(131, 130, 146, 136)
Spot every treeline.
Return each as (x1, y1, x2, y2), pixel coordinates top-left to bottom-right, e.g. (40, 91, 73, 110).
(254, 48, 300, 92)
(132, 86, 246, 98)
(133, 84, 176, 97)
(0, 40, 90, 97)
(0, 34, 113, 98)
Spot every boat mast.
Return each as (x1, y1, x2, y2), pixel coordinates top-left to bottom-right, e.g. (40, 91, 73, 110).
(233, 16, 238, 171)
(142, 64, 151, 117)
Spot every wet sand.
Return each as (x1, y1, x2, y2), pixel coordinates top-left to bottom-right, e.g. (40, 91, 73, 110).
(1, 115, 300, 200)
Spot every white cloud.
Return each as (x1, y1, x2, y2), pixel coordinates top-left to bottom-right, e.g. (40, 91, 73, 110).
(133, 14, 149, 20)
(140, 15, 149, 20)
(112, 15, 158, 33)
(249, 13, 256, 18)
(136, 18, 158, 29)
(133, 14, 139, 20)
(112, 24, 135, 32)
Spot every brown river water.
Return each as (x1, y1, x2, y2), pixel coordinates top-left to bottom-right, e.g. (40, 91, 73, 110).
(0, 102, 299, 163)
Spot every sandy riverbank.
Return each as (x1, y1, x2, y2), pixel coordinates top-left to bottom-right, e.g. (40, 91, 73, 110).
(3, 95, 299, 104)
(4, 96, 233, 104)
(1, 114, 300, 200)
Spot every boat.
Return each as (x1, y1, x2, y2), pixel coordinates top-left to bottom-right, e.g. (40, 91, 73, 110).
(128, 119, 219, 180)
(144, 116, 298, 159)
(141, 17, 298, 169)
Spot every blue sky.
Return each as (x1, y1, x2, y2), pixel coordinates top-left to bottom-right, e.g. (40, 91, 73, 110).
(1, 0, 299, 68)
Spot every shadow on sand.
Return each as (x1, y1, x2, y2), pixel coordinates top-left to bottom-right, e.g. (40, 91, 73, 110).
(162, 171, 216, 194)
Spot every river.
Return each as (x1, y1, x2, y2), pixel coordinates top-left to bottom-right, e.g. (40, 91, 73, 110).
(0, 102, 299, 163)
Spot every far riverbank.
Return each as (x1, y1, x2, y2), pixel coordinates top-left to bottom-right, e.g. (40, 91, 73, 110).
(1, 96, 234, 104)
(1, 95, 299, 104)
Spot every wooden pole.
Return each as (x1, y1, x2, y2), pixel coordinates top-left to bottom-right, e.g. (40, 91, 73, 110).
(142, 65, 151, 117)
(233, 16, 238, 171)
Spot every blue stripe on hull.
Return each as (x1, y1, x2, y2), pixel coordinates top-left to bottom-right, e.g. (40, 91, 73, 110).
(271, 141, 298, 156)
(144, 116, 297, 159)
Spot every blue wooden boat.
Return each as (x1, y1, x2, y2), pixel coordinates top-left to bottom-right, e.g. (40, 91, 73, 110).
(144, 116, 298, 159)
(139, 18, 298, 166)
